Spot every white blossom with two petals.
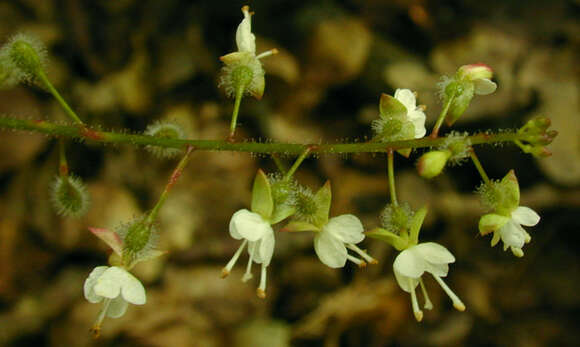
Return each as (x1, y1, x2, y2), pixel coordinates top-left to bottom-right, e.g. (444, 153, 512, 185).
(84, 266, 146, 336)
(393, 242, 465, 321)
(314, 214, 376, 268)
(492, 206, 540, 257)
(394, 89, 427, 139)
(222, 209, 275, 298)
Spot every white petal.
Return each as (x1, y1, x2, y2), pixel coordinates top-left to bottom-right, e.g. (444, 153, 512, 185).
(412, 242, 455, 265)
(393, 248, 426, 278)
(423, 262, 450, 278)
(511, 206, 540, 226)
(106, 296, 129, 318)
(235, 11, 256, 53)
(323, 214, 365, 244)
(229, 209, 271, 242)
(258, 230, 275, 266)
(473, 78, 497, 95)
(84, 266, 109, 303)
(314, 230, 348, 268)
(94, 267, 146, 305)
(499, 220, 526, 249)
(393, 268, 418, 293)
(394, 89, 417, 111)
(409, 113, 427, 138)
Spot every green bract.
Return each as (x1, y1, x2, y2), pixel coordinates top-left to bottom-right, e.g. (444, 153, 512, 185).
(251, 169, 274, 220)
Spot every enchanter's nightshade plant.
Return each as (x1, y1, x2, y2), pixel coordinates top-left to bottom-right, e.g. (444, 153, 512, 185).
(372, 89, 427, 143)
(84, 266, 146, 336)
(439, 63, 497, 126)
(393, 242, 465, 322)
(0, 3, 560, 336)
(222, 170, 277, 298)
(219, 5, 277, 100)
(285, 182, 377, 268)
(368, 206, 464, 320)
(479, 171, 540, 257)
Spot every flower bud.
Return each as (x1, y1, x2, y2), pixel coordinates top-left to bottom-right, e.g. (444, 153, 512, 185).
(0, 33, 47, 82)
(144, 121, 186, 158)
(417, 150, 451, 179)
(50, 175, 91, 218)
(457, 63, 493, 81)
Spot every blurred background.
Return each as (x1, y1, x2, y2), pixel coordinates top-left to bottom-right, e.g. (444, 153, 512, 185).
(0, 0, 579, 346)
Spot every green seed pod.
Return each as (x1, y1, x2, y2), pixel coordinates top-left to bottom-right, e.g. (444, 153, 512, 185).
(118, 216, 159, 267)
(1, 33, 47, 82)
(50, 175, 91, 218)
(144, 122, 186, 158)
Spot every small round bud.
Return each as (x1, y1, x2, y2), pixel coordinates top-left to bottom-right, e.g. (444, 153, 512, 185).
(144, 121, 186, 158)
(50, 175, 91, 218)
(417, 150, 451, 179)
(0, 33, 47, 82)
(457, 63, 493, 81)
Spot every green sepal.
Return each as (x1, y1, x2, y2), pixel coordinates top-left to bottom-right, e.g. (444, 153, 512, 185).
(495, 170, 520, 215)
(366, 227, 409, 251)
(396, 148, 412, 158)
(282, 220, 320, 232)
(379, 93, 407, 119)
(445, 80, 474, 126)
(312, 181, 332, 228)
(270, 204, 296, 224)
(251, 169, 274, 220)
(408, 206, 428, 245)
(478, 213, 510, 236)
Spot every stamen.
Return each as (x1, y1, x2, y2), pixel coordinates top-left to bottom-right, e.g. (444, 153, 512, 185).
(347, 244, 378, 264)
(433, 275, 465, 311)
(221, 239, 247, 278)
(242, 249, 254, 282)
(256, 264, 267, 299)
(256, 48, 278, 60)
(408, 278, 423, 322)
(346, 254, 367, 268)
(418, 278, 433, 310)
(90, 298, 111, 338)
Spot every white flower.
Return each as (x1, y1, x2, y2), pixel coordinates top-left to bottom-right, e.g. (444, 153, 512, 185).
(492, 206, 540, 257)
(84, 266, 146, 336)
(394, 89, 427, 139)
(457, 63, 497, 95)
(219, 6, 277, 100)
(393, 242, 465, 322)
(222, 209, 275, 298)
(314, 214, 376, 268)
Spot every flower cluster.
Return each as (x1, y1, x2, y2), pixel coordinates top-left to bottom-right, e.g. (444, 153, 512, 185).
(0, 3, 555, 336)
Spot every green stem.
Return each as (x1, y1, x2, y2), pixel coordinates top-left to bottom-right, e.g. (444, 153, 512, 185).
(283, 147, 311, 181)
(146, 145, 195, 223)
(271, 154, 288, 174)
(430, 95, 454, 138)
(469, 148, 491, 185)
(58, 138, 68, 177)
(37, 70, 84, 125)
(228, 86, 244, 140)
(387, 149, 398, 206)
(0, 117, 538, 154)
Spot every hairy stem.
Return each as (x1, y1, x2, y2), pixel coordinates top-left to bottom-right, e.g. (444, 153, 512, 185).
(387, 149, 398, 206)
(37, 70, 84, 125)
(469, 148, 491, 185)
(147, 145, 195, 223)
(0, 117, 536, 154)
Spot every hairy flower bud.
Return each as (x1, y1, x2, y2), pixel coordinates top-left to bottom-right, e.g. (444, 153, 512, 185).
(144, 121, 186, 158)
(0, 33, 47, 82)
(50, 175, 91, 218)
